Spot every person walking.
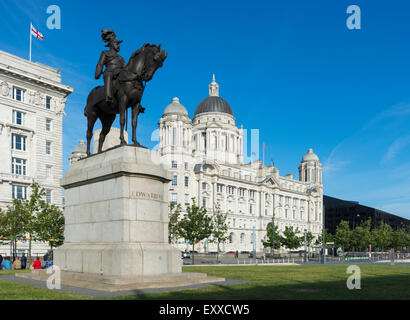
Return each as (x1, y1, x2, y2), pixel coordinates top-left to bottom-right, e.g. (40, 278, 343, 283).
(21, 253, 27, 270)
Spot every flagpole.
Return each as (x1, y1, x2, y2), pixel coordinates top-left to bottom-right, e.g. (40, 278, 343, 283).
(29, 22, 32, 62)
(263, 142, 265, 166)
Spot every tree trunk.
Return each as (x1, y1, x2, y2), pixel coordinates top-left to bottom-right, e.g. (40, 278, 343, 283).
(192, 242, 195, 265)
(216, 241, 219, 263)
(29, 233, 32, 258)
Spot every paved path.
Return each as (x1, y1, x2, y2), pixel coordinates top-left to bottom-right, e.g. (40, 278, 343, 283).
(0, 274, 248, 298)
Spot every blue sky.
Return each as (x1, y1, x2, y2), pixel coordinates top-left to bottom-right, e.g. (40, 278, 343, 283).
(1, 0, 410, 218)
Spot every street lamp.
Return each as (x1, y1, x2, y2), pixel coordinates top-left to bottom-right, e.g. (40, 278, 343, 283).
(321, 204, 326, 264)
(272, 205, 282, 258)
(304, 229, 307, 263)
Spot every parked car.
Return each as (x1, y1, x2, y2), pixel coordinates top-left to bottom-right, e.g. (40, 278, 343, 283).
(224, 251, 235, 255)
(181, 251, 190, 259)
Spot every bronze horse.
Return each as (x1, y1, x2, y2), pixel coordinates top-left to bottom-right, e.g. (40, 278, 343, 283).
(84, 43, 167, 155)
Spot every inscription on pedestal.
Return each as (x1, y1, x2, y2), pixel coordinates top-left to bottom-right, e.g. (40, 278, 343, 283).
(131, 191, 164, 201)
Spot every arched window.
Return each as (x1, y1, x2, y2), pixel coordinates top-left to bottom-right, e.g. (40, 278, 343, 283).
(240, 233, 245, 244)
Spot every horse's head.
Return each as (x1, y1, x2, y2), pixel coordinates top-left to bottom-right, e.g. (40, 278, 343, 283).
(128, 44, 167, 82)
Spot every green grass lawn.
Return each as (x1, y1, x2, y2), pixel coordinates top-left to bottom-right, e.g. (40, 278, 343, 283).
(1, 265, 409, 300)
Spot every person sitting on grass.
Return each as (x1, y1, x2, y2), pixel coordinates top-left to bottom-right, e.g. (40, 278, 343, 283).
(1, 257, 12, 270)
(12, 257, 21, 270)
(45, 256, 53, 269)
(32, 257, 42, 270)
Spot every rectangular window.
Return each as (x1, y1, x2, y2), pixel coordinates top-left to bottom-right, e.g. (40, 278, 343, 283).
(217, 184, 223, 193)
(46, 189, 52, 204)
(249, 204, 253, 214)
(46, 141, 51, 155)
(11, 134, 26, 151)
(12, 110, 25, 126)
(171, 193, 177, 204)
(12, 185, 27, 200)
(171, 161, 177, 168)
(46, 96, 51, 110)
(202, 182, 207, 190)
(12, 87, 24, 102)
(184, 194, 189, 205)
(172, 127, 176, 146)
(172, 175, 177, 186)
(184, 176, 189, 187)
(12, 158, 26, 175)
(46, 165, 52, 178)
(184, 162, 188, 170)
(202, 197, 206, 207)
(249, 190, 255, 199)
(46, 119, 52, 131)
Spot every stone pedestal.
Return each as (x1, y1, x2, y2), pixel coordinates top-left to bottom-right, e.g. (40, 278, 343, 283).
(18, 145, 224, 291)
(54, 145, 181, 277)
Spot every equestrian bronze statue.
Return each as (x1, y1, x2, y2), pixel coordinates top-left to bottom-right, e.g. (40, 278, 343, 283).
(84, 29, 167, 155)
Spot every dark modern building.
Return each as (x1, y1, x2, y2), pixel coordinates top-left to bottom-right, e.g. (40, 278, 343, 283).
(324, 195, 410, 234)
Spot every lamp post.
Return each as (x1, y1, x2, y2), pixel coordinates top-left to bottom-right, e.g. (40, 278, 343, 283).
(304, 229, 307, 263)
(321, 204, 326, 264)
(272, 205, 282, 258)
(252, 225, 256, 264)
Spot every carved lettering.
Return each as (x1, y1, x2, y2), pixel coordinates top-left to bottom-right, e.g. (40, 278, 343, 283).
(131, 191, 163, 201)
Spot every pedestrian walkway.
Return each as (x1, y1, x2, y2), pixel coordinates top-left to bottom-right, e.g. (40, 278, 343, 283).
(0, 274, 248, 298)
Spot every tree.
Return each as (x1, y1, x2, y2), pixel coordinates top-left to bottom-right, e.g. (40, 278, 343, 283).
(210, 204, 229, 263)
(334, 221, 352, 251)
(351, 218, 372, 251)
(317, 228, 334, 245)
(32, 202, 65, 259)
(178, 198, 213, 264)
(280, 226, 303, 252)
(0, 200, 29, 260)
(261, 216, 281, 254)
(305, 231, 314, 256)
(20, 183, 46, 257)
(168, 202, 182, 244)
(391, 228, 409, 251)
(371, 222, 393, 251)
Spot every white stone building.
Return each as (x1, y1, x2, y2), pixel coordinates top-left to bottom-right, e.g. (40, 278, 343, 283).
(0, 50, 73, 256)
(158, 75, 323, 253)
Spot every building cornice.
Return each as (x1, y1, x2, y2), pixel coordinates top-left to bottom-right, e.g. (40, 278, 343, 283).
(0, 64, 73, 96)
